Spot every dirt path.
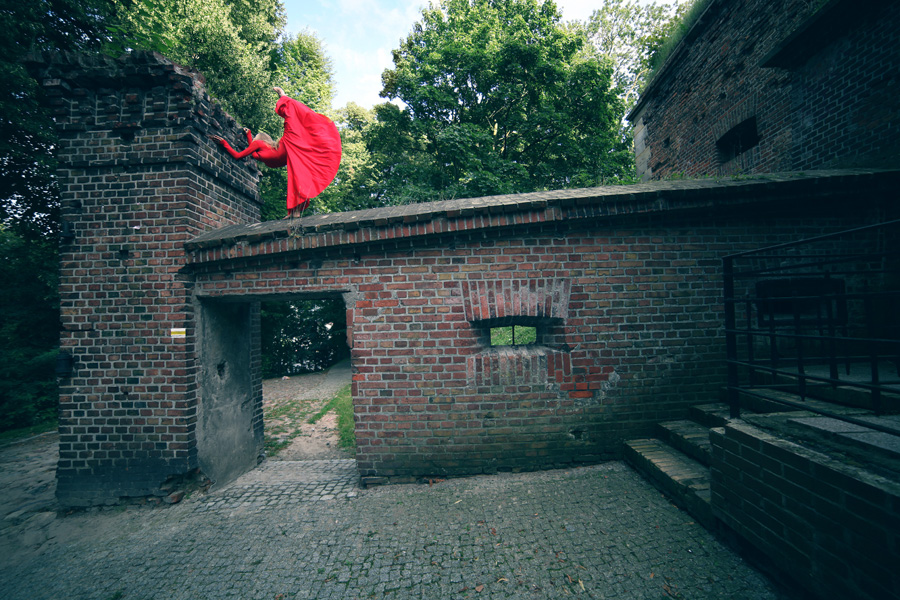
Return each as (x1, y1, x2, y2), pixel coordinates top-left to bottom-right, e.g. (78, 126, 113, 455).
(262, 359, 352, 460)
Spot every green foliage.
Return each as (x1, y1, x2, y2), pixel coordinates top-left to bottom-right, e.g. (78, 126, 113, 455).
(307, 383, 355, 452)
(0, 228, 59, 430)
(332, 384, 356, 452)
(490, 325, 537, 346)
(274, 32, 335, 113)
(0, 0, 115, 431)
(259, 168, 289, 220)
(644, 0, 710, 86)
(582, 0, 684, 111)
(1, 0, 115, 235)
(367, 0, 634, 205)
(109, 0, 286, 133)
(314, 102, 382, 213)
(260, 299, 349, 378)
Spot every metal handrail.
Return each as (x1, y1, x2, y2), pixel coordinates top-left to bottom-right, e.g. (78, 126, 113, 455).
(723, 218, 900, 260)
(723, 220, 900, 422)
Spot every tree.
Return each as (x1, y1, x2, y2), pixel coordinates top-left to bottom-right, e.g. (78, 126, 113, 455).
(583, 0, 685, 110)
(0, 227, 60, 429)
(110, 0, 286, 133)
(369, 0, 633, 205)
(1, 0, 116, 234)
(274, 31, 334, 113)
(261, 299, 349, 378)
(315, 102, 381, 213)
(0, 0, 120, 432)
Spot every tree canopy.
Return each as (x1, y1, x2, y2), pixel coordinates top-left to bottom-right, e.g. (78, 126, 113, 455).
(0, 0, 118, 430)
(110, 0, 286, 133)
(583, 0, 685, 110)
(366, 0, 634, 205)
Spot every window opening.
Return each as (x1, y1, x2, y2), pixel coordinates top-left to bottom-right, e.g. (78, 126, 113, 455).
(490, 325, 537, 347)
(717, 117, 760, 163)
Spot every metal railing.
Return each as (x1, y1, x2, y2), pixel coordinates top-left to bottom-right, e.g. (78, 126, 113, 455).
(723, 220, 900, 432)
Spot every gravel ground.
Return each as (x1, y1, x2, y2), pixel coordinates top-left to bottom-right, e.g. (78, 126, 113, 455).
(0, 360, 797, 599)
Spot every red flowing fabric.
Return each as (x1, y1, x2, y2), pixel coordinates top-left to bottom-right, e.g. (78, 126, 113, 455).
(275, 96, 342, 212)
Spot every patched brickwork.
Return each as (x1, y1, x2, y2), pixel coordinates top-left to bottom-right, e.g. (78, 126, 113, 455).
(629, 0, 900, 180)
(185, 170, 899, 483)
(28, 51, 263, 506)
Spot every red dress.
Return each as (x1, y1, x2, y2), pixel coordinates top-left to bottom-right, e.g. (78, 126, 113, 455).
(275, 96, 342, 213)
(216, 97, 342, 213)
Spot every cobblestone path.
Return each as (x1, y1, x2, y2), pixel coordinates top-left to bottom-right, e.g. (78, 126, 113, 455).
(0, 459, 793, 600)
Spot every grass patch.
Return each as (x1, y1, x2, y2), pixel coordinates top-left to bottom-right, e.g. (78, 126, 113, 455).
(264, 436, 293, 456)
(644, 0, 715, 88)
(332, 384, 355, 452)
(267, 398, 311, 421)
(263, 382, 356, 457)
(307, 400, 333, 425)
(490, 325, 536, 346)
(307, 384, 355, 453)
(264, 396, 324, 457)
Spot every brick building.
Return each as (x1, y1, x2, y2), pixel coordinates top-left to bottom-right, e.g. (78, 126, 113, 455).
(30, 45, 900, 600)
(185, 173, 897, 493)
(628, 0, 900, 180)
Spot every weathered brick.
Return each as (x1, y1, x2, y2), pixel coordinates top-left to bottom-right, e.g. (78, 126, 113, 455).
(34, 51, 262, 507)
(629, 0, 900, 180)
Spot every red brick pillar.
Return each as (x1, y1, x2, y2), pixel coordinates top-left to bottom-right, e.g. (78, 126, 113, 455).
(28, 51, 262, 506)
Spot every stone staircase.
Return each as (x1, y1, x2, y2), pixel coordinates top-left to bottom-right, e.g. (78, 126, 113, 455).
(623, 403, 725, 530)
(624, 378, 900, 531)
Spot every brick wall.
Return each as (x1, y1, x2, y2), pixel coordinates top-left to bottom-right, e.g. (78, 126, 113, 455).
(711, 421, 900, 600)
(629, 0, 900, 180)
(788, 2, 900, 170)
(33, 52, 900, 504)
(28, 51, 263, 506)
(185, 171, 898, 484)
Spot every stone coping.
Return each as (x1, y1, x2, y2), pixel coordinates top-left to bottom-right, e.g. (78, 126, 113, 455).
(185, 170, 898, 256)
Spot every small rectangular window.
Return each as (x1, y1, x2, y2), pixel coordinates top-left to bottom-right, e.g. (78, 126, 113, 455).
(717, 117, 760, 163)
(490, 325, 537, 347)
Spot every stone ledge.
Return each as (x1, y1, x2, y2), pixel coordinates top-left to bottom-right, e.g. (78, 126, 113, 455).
(184, 169, 900, 258)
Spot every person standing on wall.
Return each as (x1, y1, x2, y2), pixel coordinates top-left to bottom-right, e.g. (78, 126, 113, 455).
(211, 87, 342, 218)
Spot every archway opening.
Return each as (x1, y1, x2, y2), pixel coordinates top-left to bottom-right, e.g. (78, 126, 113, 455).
(259, 295, 354, 462)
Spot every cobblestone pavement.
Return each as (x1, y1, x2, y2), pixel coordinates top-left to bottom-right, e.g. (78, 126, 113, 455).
(0, 457, 794, 600)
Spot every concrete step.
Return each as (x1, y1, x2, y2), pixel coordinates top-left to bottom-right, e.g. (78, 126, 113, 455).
(734, 388, 794, 413)
(623, 438, 714, 530)
(750, 366, 900, 414)
(772, 413, 900, 479)
(689, 403, 732, 428)
(656, 420, 713, 466)
(740, 387, 872, 418)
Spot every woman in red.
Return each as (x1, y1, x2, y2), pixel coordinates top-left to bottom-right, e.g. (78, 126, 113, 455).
(211, 87, 342, 218)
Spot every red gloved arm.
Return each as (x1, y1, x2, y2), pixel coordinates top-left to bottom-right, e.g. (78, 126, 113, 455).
(216, 137, 262, 160)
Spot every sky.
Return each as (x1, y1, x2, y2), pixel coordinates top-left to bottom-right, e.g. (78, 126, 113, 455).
(280, 0, 620, 110)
